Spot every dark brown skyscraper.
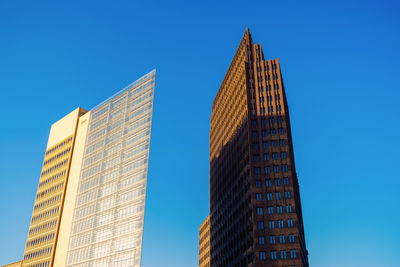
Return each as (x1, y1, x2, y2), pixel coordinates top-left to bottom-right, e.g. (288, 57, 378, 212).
(208, 29, 308, 267)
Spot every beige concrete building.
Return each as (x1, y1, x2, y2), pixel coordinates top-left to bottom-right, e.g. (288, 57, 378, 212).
(2, 261, 22, 267)
(10, 70, 156, 267)
(199, 215, 210, 267)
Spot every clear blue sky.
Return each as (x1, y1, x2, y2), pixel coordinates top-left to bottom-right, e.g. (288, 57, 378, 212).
(0, 0, 399, 266)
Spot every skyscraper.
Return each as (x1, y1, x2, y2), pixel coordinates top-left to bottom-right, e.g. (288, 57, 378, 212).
(207, 29, 308, 266)
(21, 70, 155, 267)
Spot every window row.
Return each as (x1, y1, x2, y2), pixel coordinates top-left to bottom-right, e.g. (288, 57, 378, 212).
(256, 205, 293, 215)
(41, 159, 69, 177)
(252, 140, 286, 150)
(90, 92, 153, 133)
(254, 164, 289, 175)
(252, 128, 285, 138)
(29, 261, 50, 267)
(91, 81, 153, 122)
(257, 74, 279, 84)
(255, 177, 290, 188)
(74, 188, 145, 220)
(69, 220, 143, 249)
(34, 194, 62, 211)
(29, 220, 57, 235)
(27, 232, 55, 247)
(258, 94, 281, 104)
(257, 178, 290, 188)
(43, 147, 71, 166)
(71, 203, 145, 235)
(36, 182, 64, 200)
(253, 152, 287, 161)
(24, 246, 52, 260)
(259, 105, 282, 115)
(38, 170, 66, 188)
(257, 219, 294, 230)
(256, 191, 291, 201)
(31, 207, 60, 223)
(259, 249, 297, 261)
(252, 117, 284, 127)
(45, 136, 73, 156)
(258, 234, 296, 245)
(87, 112, 151, 146)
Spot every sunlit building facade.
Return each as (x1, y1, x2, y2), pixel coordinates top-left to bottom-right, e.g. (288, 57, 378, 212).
(199, 215, 210, 267)
(20, 70, 155, 267)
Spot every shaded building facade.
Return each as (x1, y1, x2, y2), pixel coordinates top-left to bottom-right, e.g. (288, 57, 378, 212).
(209, 29, 308, 267)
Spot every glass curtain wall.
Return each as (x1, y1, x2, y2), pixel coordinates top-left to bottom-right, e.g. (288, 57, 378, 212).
(66, 70, 156, 267)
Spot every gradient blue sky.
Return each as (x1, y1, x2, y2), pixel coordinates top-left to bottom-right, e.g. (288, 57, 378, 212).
(0, 0, 399, 266)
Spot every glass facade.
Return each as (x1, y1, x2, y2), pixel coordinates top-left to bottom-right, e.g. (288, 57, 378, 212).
(66, 70, 155, 267)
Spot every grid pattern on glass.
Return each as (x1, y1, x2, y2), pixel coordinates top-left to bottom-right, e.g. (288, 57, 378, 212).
(66, 70, 155, 267)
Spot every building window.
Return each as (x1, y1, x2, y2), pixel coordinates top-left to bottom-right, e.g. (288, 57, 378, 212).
(273, 165, 279, 173)
(254, 167, 261, 175)
(288, 234, 295, 243)
(277, 220, 284, 228)
(266, 179, 271, 187)
(264, 166, 270, 174)
(260, 251, 266, 261)
(277, 206, 283, 214)
(287, 219, 293, 228)
(270, 129, 276, 135)
(264, 154, 269, 161)
(286, 205, 292, 213)
(252, 131, 258, 138)
(279, 235, 285, 244)
(270, 235, 276, 244)
(256, 193, 263, 201)
(262, 130, 268, 136)
(290, 250, 297, 259)
(281, 152, 287, 159)
(271, 250, 277, 260)
(276, 192, 281, 200)
(259, 236, 265, 245)
(258, 221, 264, 230)
(254, 155, 260, 161)
(267, 207, 274, 215)
(257, 207, 263, 215)
(272, 153, 278, 160)
(282, 164, 288, 172)
(252, 120, 257, 126)
(269, 118, 274, 125)
(278, 128, 284, 134)
(274, 178, 280, 186)
(268, 220, 275, 229)
(256, 180, 262, 188)
(262, 142, 268, 149)
(261, 119, 267, 126)
(283, 177, 289, 185)
(253, 143, 259, 150)
(266, 192, 272, 200)
(271, 141, 277, 147)
(285, 191, 291, 199)
(279, 139, 286, 146)
(281, 250, 287, 259)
